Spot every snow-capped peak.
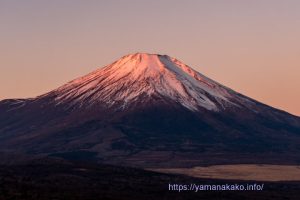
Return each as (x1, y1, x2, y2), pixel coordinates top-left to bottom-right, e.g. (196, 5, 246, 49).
(51, 53, 240, 111)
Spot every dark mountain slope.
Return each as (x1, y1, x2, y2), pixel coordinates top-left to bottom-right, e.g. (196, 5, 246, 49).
(0, 53, 299, 167)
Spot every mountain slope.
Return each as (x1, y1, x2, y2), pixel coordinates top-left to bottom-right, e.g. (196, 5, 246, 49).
(44, 53, 256, 111)
(0, 53, 300, 167)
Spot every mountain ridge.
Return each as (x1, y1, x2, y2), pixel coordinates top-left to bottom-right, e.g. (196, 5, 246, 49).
(47, 53, 241, 111)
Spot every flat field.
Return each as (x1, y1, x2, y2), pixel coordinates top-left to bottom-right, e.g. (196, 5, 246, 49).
(150, 164, 300, 181)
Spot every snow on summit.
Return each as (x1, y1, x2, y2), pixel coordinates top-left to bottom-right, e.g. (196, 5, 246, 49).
(51, 53, 245, 111)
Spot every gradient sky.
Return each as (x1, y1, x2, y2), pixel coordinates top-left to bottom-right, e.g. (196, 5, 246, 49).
(1, 0, 300, 116)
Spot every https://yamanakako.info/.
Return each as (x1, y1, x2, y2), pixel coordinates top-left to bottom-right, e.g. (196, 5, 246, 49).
(168, 183, 264, 192)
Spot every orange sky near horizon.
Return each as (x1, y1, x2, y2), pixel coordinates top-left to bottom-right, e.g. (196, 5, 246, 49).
(0, 0, 300, 116)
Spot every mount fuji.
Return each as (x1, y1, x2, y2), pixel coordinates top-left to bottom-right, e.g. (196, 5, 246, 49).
(1, 53, 300, 167)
